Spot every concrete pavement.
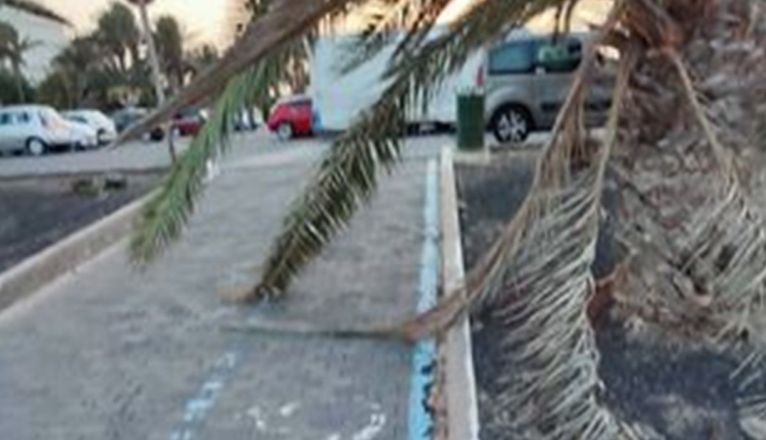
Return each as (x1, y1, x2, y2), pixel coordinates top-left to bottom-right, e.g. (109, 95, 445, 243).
(0, 133, 447, 439)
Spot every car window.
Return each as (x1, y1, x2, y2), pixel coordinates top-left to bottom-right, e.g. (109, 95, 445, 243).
(536, 38, 582, 73)
(0, 113, 12, 126)
(68, 115, 87, 124)
(488, 41, 535, 75)
(17, 112, 30, 124)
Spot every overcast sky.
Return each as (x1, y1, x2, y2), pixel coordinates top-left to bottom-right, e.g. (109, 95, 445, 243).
(39, 0, 234, 47)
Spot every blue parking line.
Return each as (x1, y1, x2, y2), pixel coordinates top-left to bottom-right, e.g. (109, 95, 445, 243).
(409, 159, 439, 440)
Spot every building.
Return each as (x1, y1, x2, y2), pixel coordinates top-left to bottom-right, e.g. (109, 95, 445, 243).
(0, 6, 71, 84)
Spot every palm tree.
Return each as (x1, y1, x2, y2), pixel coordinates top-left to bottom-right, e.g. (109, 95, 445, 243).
(120, 0, 766, 436)
(154, 15, 185, 92)
(0, 20, 38, 102)
(95, 2, 141, 75)
(126, 0, 176, 162)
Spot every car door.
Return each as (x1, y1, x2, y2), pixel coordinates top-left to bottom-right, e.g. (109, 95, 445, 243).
(292, 100, 313, 134)
(484, 40, 537, 121)
(531, 37, 582, 129)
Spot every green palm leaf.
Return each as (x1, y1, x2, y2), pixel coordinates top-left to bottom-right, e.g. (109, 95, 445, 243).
(251, 0, 574, 299)
(130, 40, 311, 263)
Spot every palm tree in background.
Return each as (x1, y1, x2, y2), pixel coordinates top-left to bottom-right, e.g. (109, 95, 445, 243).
(154, 15, 185, 92)
(119, 0, 766, 436)
(0, 20, 39, 102)
(95, 2, 141, 75)
(127, 0, 176, 161)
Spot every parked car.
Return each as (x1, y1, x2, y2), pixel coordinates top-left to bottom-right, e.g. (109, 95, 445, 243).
(62, 109, 118, 145)
(111, 107, 165, 142)
(267, 96, 313, 140)
(480, 33, 612, 143)
(0, 105, 98, 156)
(171, 107, 207, 137)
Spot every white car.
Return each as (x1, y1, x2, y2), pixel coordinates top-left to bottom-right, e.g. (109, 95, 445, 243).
(0, 105, 98, 156)
(62, 109, 118, 145)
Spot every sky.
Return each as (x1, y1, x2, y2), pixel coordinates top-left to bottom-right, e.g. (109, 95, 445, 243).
(38, 0, 610, 49)
(39, 0, 234, 48)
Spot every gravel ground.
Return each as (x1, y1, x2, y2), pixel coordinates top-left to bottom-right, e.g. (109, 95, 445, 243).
(456, 152, 764, 439)
(0, 172, 160, 272)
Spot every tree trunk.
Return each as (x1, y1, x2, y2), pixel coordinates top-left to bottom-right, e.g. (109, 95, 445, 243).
(135, 0, 176, 162)
(12, 63, 24, 103)
(615, 0, 766, 339)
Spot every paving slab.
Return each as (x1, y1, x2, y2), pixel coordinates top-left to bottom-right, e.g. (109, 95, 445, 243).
(0, 134, 443, 440)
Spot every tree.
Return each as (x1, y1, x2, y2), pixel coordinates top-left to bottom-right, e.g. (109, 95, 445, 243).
(154, 15, 184, 91)
(127, 0, 175, 161)
(95, 2, 141, 74)
(123, 0, 766, 436)
(0, 20, 38, 102)
(0, 66, 33, 104)
(185, 44, 218, 80)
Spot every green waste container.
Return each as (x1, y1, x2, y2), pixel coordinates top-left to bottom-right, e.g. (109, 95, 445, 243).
(456, 93, 485, 150)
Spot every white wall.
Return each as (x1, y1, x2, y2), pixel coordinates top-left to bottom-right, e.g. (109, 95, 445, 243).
(0, 7, 71, 84)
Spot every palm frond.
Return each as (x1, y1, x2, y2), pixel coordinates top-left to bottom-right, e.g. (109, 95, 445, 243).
(112, 0, 355, 146)
(338, 0, 452, 74)
(130, 39, 312, 263)
(479, 29, 638, 438)
(0, 0, 70, 25)
(248, 0, 576, 299)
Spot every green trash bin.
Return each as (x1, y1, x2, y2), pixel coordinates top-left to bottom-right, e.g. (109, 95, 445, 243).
(456, 93, 485, 150)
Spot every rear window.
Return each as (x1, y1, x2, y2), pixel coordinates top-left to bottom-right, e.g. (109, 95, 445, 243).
(0, 113, 11, 126)
(488, 41, 535, 75)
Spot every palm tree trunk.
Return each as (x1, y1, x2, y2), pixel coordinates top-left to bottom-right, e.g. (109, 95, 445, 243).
(12, 63, 24, 102)
(135, 0, 176, 162)
(615, 0, 766, 336)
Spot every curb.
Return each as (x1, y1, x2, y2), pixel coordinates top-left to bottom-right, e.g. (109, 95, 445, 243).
(439, 147, 480, 440)
(0, 166, 168, 183)
(0, 190, 154, 312)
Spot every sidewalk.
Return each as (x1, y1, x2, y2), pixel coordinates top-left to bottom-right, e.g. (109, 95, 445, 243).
(0, 138, 442, 440)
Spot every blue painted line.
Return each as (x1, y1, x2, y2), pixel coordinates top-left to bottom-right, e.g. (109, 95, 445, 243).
(169, 351, 240, 440)
(409, 159, 440, 440)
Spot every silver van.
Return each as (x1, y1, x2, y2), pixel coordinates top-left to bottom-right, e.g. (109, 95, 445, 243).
(481, 34, 612, 143)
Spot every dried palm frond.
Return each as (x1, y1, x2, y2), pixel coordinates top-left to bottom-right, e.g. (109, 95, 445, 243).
(479, 26, 640, 438)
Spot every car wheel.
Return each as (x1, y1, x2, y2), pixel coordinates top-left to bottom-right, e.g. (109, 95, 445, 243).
(26, 138, 47, 156)
(97, 129, 107, 145)
(277, 122, 293, 141)
(491, 105, 532, 144)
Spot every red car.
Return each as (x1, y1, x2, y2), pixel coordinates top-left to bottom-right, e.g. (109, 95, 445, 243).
(172, 107, 207, 137)
(267, 96, 313, 140)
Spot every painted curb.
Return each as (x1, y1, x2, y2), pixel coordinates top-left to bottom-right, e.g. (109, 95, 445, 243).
(440, 147, 480, 440)
(0, 190, 155, 311)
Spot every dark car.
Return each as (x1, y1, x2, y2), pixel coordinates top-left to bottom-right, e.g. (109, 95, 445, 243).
(111, 107, 165, 142)
(171, 107, 207, 137)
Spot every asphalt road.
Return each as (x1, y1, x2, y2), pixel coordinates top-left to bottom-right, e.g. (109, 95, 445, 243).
(0, 132, 447, 439)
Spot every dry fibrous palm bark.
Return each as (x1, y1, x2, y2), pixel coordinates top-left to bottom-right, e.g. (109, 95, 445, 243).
(615, 0, 766, 344)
